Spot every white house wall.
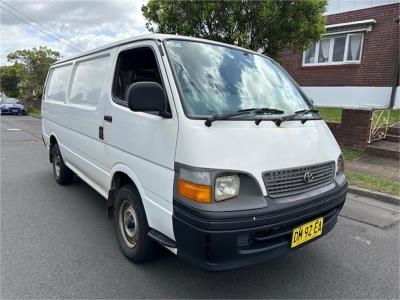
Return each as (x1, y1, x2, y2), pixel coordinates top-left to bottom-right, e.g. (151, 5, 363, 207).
(301, 86, 393, 109)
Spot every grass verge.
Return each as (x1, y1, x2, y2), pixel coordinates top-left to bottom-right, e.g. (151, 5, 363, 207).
(29, 108, 41, 118)
(388, 109, 400, 125)
(346, 171, 400, 196)
(317, 107, 400, 125)
(341, 147, 399, 196)
(317, 107, 342, 123)
(342, 147, 364, 161)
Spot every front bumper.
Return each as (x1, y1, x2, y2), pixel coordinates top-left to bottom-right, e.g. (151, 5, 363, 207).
(173, 181, 347, 271)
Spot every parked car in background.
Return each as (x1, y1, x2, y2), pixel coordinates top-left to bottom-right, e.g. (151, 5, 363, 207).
(0, 97, 26, 115)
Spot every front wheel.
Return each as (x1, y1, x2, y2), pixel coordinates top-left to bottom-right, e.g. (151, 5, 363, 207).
(52, 143, 74, 185)
(114, 184, 159, 262)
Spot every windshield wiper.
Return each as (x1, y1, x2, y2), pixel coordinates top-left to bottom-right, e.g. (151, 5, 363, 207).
(273, 109, 320, 127)
(238, 107, 285, 114)
(205, 107, 284, 127)
(204, 110, 252, 127)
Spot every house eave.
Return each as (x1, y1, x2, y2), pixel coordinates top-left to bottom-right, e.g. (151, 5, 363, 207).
(324, 19, 376, 35)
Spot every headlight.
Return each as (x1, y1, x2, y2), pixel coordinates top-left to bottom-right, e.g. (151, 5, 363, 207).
(215, 175, 240, 201)
(337, 153, 344, 174)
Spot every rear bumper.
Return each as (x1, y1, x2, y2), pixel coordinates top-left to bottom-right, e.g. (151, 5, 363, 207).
(173, 181, 347, 271)
(1, 108, 26, 114)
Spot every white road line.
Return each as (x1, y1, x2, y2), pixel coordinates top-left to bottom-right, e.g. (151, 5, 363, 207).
(354, 235, 372, 245)
(4, 128, 22, 131)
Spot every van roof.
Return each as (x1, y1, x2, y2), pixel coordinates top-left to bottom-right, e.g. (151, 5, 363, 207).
(53, 33, 263, 65)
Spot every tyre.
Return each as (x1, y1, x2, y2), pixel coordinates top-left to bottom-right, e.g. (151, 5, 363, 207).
(114, 184, 159, 263)
(52, 143, 74, 185)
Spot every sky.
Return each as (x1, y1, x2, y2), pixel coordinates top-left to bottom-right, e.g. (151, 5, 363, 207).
(0, 0, 148, 65)
(1, 0, 397, 66)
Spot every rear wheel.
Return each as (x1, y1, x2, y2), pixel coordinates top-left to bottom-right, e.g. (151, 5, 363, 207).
(114, 184, 159, 262)
(52, 143, 74, 185)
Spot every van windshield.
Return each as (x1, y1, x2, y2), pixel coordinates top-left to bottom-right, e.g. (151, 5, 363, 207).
(165, 40, 312, 118)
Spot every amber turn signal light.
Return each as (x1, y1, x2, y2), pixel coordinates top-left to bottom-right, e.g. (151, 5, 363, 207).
(177, 178, 212, 203)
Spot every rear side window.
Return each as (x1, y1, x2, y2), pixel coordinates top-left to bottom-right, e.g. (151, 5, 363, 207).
(46, 65, 72, 102)
(69, 55, 110, 107)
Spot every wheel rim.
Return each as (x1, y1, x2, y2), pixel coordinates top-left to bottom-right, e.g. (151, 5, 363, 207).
(119, 200, 138, 248)
(54, 153, 61, 178)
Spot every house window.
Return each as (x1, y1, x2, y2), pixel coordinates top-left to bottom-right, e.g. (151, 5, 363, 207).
(303, 33, 363, 66)
(347, 34, 363, 61)
(318, 38, 330, 63)
(332, 36, 346, 62)
(304, 42, 316, 64)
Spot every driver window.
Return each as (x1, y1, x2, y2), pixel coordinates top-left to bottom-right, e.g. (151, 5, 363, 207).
(113, 47, 163, 105)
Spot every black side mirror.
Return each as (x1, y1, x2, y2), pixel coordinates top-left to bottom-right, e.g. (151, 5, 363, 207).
(126, 82, 172, 118)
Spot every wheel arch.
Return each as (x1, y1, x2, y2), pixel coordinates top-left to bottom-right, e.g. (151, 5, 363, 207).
(49, 134, 59, 163)
(107, 164, 145, 218)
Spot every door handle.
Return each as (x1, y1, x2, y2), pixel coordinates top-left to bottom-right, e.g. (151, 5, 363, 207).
(104, 115, 112, 122)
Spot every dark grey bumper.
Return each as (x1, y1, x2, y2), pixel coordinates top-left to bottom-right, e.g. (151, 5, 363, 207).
(173, 180, 348, 271)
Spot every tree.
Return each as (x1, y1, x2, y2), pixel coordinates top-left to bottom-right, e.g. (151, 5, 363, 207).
(7, 47, 60, 101)
(0, 65, 21, 98)
(142, 0, 327, 60)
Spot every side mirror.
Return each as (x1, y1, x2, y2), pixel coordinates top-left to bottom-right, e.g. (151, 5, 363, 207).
(126, 82, 172, 118)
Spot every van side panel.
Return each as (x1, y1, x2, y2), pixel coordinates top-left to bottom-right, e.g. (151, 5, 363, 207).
(105, 111, 178, 240)
(42, 51, 116, 197)
(109, 161, 175, 239)
(43, 42, 178, 240)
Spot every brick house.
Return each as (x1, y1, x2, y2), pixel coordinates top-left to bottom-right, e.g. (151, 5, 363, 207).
(281, 1, 400, 152)
(282, 2, 399, 109)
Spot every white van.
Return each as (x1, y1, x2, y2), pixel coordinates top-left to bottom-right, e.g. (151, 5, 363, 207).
(42, 34, 347, 271)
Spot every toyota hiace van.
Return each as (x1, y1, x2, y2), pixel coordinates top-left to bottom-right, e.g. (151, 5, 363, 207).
(42, 34, 347, 271)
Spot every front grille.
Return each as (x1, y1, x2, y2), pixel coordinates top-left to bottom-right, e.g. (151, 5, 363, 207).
(263, 161, 335, 198)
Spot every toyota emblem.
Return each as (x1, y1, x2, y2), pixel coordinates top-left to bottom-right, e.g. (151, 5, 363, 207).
(303, 172, 314, 184)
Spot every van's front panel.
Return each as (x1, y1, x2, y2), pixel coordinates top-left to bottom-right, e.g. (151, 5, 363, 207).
(171, 120, 347, 270)
(175, 120, 341, 195)
(164, 38, 348, 270)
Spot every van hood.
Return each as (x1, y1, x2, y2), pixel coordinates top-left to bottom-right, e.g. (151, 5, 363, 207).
(175, 120, 341, 195)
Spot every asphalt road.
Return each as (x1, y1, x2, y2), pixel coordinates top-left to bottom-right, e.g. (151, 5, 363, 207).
(1, 115, 399, 299)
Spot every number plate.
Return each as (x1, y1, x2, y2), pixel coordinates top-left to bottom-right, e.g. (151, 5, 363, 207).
(12, 109, 18, 112)
(291, 217, 323, 248)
